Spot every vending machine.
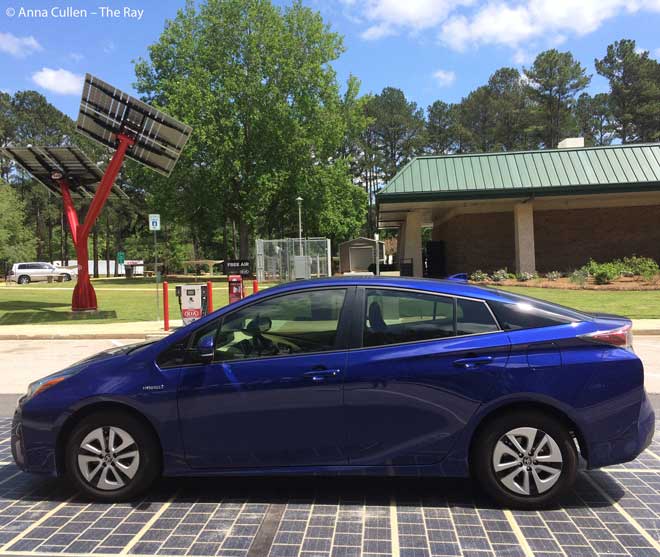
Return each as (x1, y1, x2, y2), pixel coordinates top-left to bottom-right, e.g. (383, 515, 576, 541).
(175, 284, 209, 325)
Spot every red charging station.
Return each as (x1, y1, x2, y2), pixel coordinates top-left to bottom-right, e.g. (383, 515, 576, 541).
(228, 275, 244, 304)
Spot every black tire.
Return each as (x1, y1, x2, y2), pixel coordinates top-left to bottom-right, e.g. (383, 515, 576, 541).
(65, 410, 161, 502)
(60, 273, 71, 281)
(17, 275, 29, 285)
(471, 410, 577, 509)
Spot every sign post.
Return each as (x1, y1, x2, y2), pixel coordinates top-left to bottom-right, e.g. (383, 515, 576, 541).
(149, 214, 161, 322)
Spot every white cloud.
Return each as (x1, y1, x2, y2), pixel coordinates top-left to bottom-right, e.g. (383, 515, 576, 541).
(0, 32, 42, 58)
(432, 69, 456, 86)
(68, 52, 84, 62)
(342, 0, 660, 56)
(344, 0, 473, 40)
(440, 0, 658, 51)
(32, 68, 84, 95)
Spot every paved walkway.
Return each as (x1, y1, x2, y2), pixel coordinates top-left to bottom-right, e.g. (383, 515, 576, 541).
(0, 319, 183, 339)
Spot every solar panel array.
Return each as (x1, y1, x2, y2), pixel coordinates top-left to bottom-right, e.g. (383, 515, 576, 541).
(77, 73, 192, 176)
(0, 146, 127, 199)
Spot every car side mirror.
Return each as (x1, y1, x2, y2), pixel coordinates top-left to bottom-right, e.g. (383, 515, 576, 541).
(195, 334, 214, 362)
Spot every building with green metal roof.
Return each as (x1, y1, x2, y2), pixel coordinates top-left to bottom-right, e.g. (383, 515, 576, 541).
(377, 140, 660, 277)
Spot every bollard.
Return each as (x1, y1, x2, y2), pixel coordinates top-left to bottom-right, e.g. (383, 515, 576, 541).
(163, 281, 169, 331)
(206, 280, 213, 313)
(253, 279, 259, 294)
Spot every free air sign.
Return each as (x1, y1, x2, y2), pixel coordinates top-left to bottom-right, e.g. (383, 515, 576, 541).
(149, 214, 161, 231)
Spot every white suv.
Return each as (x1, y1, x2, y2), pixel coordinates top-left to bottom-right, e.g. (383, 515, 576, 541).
(7, 262, 78, 284)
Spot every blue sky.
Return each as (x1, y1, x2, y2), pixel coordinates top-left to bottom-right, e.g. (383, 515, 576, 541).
(2, 0, 660, 120)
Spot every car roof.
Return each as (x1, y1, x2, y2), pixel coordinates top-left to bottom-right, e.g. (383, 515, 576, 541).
(260, 276, 517, 304)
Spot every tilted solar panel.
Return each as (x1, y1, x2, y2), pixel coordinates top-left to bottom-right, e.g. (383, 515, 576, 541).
(0, 146, 128, 199)
(76, 73, 192, 176)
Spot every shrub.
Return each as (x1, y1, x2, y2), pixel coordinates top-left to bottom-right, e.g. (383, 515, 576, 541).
(621, 256, 659, 280)
(570, 267, 589, 287)
(545, 271, 562, 281)
(516, 271, 537, 282)
(470, 269, 489, 282)
(491, 268, 509, 282)
(592, 262, 621, 285)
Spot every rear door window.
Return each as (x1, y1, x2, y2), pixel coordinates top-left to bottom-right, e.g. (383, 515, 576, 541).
(456, 298, 499, 335)
(364, 289, 454, 347)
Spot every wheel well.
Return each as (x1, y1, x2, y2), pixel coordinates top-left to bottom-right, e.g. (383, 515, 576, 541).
(468, 401, 588, 466)
(56, 402, 163, 475)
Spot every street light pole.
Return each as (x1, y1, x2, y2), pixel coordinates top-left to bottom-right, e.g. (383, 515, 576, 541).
(296, 196, 303, 256)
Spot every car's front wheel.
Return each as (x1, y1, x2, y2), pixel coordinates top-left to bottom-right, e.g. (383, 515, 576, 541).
(65, 411, 161, 502)
(60, 273, 71, 281)
(472, 410, 577, 509)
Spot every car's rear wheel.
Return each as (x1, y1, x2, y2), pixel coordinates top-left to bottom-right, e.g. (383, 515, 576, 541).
(472, 410, 577, 509)
(60, 273, 71, 281)
(17, 275, 29, 285)
(65, 411, 161, 502)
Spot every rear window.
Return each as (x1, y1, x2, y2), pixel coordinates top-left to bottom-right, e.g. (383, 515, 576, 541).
(488, 298, 586, 330)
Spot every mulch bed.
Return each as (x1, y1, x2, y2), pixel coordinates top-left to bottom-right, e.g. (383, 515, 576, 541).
(474, 276, 660, 291)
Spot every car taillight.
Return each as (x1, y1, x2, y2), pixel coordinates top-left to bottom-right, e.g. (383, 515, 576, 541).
(581, 324, 633, 351)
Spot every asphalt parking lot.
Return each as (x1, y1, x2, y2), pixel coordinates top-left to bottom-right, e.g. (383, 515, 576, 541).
(0, 419, 659, 557)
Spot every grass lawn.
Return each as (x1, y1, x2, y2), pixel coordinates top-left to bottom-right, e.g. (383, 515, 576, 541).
(499, 286, 660, 319)
(0, 278, 267, 325)
(1, 280, 659, 325)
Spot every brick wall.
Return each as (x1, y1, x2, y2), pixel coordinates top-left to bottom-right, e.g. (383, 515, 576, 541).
(432, 204, 660, 274)
(433, 212, 514, 274)
(534, 205, 660, 272)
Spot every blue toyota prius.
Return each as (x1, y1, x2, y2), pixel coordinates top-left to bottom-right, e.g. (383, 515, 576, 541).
(12, 277, 655, 508)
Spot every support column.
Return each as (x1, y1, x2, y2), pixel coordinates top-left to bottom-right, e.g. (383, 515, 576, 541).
(404, 211, 423, 277)
(514, 202, 536, 274)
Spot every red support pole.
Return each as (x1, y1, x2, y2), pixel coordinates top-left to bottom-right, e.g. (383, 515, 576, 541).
(252, 279, 259, 294)
(206, 281, 213, 313)
(71, 134, 134, 311)
(163, 281, 169, 331)
(57, 179, 79, 246)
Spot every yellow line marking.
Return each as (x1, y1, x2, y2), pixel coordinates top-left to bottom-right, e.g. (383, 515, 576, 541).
(389, 495, 400, 557)
(606, 468, 660, 473)
(644, 449, 660, 462)
(504, 509, 535, 557)
(120, 489, 180, 555)
(0, 471, 22, 486)
(0, 493, 77, 552)
(583, 473, 660, 553)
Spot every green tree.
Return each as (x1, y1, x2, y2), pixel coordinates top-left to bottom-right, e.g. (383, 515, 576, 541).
(595, 39, 660, 143)
(458, 86, 498, 152)
(364, 87, 425, 180)
(0, 184, 36, 273)
(524, 49, 591, 148)
(575, 93, 614, 146)
(426, 100, 455, 155)
(487, 67, 534, 150)
(135, 0, 363, 259)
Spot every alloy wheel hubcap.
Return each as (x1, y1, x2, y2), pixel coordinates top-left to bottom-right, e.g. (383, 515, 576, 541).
(492, 427, 563, 496)
(77, 426, 140, 491)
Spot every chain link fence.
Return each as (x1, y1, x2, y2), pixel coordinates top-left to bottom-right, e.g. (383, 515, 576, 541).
(256, 238, 332, 282)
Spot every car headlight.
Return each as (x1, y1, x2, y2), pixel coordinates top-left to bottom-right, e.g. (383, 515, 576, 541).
(25, 374, 72, 401)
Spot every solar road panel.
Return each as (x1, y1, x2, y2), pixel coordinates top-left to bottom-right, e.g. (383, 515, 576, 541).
(76, 73, 192, 176)
(0, 146, 128, 199)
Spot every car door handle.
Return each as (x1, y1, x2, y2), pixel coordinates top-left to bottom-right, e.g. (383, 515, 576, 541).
(303, 369, 342, 382)
(453, 356, 493, 368)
